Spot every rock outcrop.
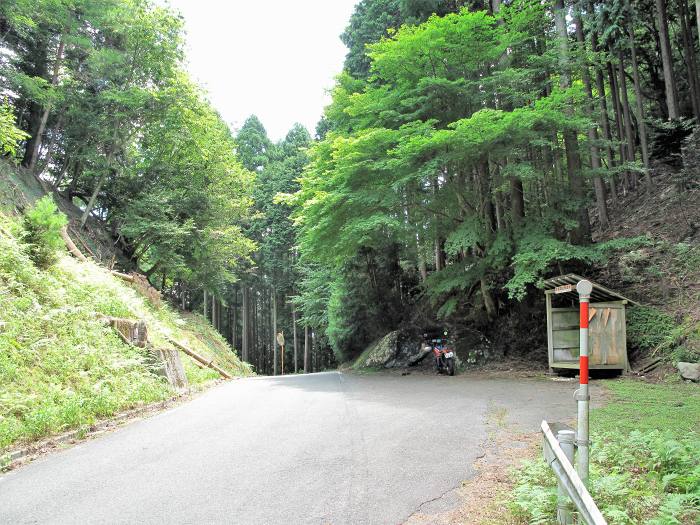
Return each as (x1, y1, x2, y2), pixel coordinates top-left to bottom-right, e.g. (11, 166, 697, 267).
(677, 362, 700, 382)
(355, 330, 441, 370)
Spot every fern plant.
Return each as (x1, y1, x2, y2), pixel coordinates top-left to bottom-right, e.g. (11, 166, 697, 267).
(22, 196, 68, 269)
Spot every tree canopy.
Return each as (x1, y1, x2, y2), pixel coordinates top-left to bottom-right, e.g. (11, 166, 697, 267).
(1, 0, 698, 370)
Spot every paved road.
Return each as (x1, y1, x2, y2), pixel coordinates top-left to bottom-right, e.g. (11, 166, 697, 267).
(1, 372, 584, 524)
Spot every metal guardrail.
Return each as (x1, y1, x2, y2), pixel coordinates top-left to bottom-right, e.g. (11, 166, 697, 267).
(541, 420, 607, 525)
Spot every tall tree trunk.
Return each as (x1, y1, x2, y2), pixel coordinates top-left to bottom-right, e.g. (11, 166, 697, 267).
(80, 172, 107, 228)
(28, 37, 64, 173)
(492, 0, 523, 229)
(311, 330, 316, 373)
(203, 290, 209, 321)
(418, 257, 428, 281)
(272, 289, 277, 376)
(37, 115, 64, 177)
(554, 0, 591, 244)
(304, 325, 310, 373)
(231, 288, 238, 351)
(625, 0, 651, 188)
(292, 301, 298, 373)
(588, 2, 618, 205)
(242, 287, 249, 362)
(510, 176, 525, 229)
(697, 0, 700, 48)
(618, 52, 637, 189)
(253, 290, 258, 370)
(22, 102, 43, 169)
(480, 277, 497, 320)
(574, 9, 609, 229)
(52, 159, 70, 190)
(608, 59, 628, 192)
(434, 239, 446, 271)
(432, 178, 446, 270)
(655, 0, 680, 119)
(678, 0, 700, 119)
(477, 158, 497, 233)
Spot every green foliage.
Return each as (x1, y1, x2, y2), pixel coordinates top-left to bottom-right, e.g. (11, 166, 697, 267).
(0, 212, 251, 453)
(324, 246, 408, 361)
(627, 306, 679, 353)
(626, 299, 699, 364)
(292, 5, 618, 338)
(22, 195, 68, 269)
(507, 235, 653, 300)
(509, 380, 700, 525)
(340, 0, 404, 78)
(117, 75, 256, 292)
(649, 118, 696, 167)
(508, 459, 557, 524)
(0, 102, 28, 158)
(0, 0, 257, 301)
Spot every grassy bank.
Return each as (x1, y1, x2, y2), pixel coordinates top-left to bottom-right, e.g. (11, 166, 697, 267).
(0, 212, 251, 456)
(506, 379, 699, 524)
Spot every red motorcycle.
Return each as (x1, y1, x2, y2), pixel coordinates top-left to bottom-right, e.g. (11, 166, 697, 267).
(429, 332, 455, 376)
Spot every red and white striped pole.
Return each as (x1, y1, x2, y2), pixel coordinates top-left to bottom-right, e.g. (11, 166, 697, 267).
(576, 279, 593, 484)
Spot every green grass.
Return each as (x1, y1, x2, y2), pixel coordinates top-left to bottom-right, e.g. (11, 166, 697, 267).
(507, 379, 700, 525)
(0, 212, 252, 455)
(593, 380, 700, 437)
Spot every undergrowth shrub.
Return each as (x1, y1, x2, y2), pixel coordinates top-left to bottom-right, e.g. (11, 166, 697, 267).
(22, 196, 67, 268)
(508, 381, 700, 525)
(627, 306, 699, 363)
(510, 431, 700, 524)
(0, 101, 28, 158)
(627, 306, 678, 354)
(1, 213, 251, 454)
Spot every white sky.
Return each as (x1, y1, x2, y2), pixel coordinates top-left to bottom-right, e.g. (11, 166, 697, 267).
(163, 0, 359, 142)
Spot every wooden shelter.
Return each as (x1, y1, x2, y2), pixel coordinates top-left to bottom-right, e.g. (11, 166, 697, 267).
(543, 274, 639, 372)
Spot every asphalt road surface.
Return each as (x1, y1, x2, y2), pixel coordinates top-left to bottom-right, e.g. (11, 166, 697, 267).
(1, 371, 584, 524)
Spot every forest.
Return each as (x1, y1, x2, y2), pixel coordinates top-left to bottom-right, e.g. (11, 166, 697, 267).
(1, 0, 699, 374)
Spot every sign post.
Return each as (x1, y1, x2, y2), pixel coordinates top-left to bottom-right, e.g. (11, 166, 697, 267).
(575, 279, 593, 485)
(277, 332, 285, 375)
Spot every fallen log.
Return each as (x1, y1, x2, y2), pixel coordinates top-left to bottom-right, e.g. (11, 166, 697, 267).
(111, 271, 162, 307)
(60, 226, 88, 261)
(166, 337, 232, 380)
(111, 270, 134, 282)
(68, 226, 95, 258)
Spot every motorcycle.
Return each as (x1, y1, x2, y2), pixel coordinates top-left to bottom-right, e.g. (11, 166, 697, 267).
(430, 332, 455, 376)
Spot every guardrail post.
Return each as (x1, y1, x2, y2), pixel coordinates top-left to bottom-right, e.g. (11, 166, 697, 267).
(541, 421, 608, 525)
(575, 279, 592, 485)
(556, 430, 576, 525)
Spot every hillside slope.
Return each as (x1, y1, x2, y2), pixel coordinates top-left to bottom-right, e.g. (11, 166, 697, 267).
(590, 171, 700, 368)
(0, 206, 251, 456)
(0, 160, 132, 268)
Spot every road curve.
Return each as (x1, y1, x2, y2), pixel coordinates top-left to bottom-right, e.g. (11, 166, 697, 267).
(1, 371, 581, 524)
